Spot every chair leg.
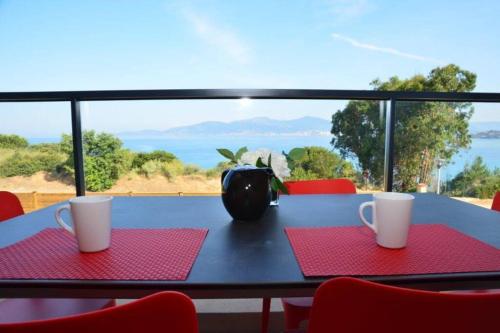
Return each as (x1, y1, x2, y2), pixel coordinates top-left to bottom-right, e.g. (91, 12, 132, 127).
(282, 298, 312, 330)
(261, 297, 271, 333)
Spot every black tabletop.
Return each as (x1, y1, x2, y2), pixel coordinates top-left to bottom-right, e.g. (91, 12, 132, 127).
(0, 194, 499, 299)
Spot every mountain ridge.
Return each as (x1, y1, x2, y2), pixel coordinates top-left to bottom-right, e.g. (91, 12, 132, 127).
(118, 116, 332, 137)
(117, 118, 500, 138)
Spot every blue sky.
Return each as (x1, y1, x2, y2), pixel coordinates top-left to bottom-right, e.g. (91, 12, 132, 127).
(1, 0, 500, 136)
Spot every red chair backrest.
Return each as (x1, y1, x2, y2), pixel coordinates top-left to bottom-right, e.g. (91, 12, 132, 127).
(492, 191, 500, 212)
(307, 277, 500, 333)
(0, 291, 198, 333)
(284, 179, 356, 195)
(0, 191, 25, 222)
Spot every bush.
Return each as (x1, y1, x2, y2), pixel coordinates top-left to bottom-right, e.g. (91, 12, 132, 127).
(183, 164, 201, 175)
(116, 149, 135, 178)
(206, 161, 233, 178)
(83, 157, 112, 191)
(289, 146, 357, 181)
(137, 159, 186, 180)
(0, 134, 29, 149)
(0, 151, 65, 177)
(161, 160, 184, 179)
(139, 160, 163, 178)
(60, 131, 132, 192)
(289, 167, 318, 180)
(0, 148, 16, 164)
(29, 143, 62, 154)
(132, 150, 177, 169)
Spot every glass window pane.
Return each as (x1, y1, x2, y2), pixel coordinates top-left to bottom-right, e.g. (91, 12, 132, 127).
(393, 101, 500, 208)
(0, 102, 74, 211)
(79, 99, 386, 196)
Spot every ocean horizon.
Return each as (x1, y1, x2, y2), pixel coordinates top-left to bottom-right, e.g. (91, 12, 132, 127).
(27, 135, 500, 179)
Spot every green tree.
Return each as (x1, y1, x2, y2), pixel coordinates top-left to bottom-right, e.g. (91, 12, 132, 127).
(60, 131, 132, 191)
(331, 64, 476, 191)
(289, 146, 356, 181)
(448, 157, 500, 199)
(0, 134, 29, 149)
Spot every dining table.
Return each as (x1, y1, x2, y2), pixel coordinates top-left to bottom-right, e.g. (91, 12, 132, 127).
(0, 193, 499, 300)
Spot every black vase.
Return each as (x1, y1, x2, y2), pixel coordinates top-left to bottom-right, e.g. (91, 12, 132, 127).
(221, 165, 272, 221)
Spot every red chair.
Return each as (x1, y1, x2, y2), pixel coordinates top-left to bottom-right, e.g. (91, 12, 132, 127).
(283, 179, 357, 195)
(262, 180, 357, 333)
(0, 191, 115, 323)
(0, 191, 24, 222)
(492, 191, 500, 212)
(307, 277, 500, 333)
(0, 291, 198, 333)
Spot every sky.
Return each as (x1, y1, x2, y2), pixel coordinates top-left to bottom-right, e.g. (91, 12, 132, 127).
(1, 0, 500, 136)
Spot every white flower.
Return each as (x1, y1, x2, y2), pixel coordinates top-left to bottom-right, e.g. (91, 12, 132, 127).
(239, 148, 290, 180)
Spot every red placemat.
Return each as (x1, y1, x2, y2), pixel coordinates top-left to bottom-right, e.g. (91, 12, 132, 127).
(0, 228, 208, 281)
(285, 224, 500, 277)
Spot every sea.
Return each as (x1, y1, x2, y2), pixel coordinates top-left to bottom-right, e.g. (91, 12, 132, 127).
(28, 135, 500, 180)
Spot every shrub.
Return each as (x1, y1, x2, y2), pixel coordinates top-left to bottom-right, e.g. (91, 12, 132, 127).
(289, 167, 318, 180)
(289, 146, 357, 181)
(29, 143, 62, 154)
(0, 148, 16, 164)
(138, 159, 185, 180)
(0, 151, 65, 177)
(161, 160, 184, 179)
(60, 131, 132, 192)
(206, 161, 233, 178)
(183, 164, 201, 175)
(0, 134, 29, 149)
(139, 160, 163, 178)
(84, 156, 115, 191)
(132, 150, 177, 169)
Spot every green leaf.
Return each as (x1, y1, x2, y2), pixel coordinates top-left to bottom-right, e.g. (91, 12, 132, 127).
(271, 177, 289, 194)
(216, 148, 236, 163)
(235, 147, 248, 161)
(288, 147, 305, 161)
(256, 157, 267, 168)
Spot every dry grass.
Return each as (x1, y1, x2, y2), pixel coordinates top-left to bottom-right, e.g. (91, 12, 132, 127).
(0, 171, 221, 194)
(0, 148, 16, 164)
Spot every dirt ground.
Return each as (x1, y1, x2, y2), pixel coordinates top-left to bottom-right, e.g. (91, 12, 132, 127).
(0, 171, 221, 194)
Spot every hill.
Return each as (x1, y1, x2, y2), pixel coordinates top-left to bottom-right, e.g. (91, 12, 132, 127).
(118, 116, 331, 137)
(472, 130, 500, 139)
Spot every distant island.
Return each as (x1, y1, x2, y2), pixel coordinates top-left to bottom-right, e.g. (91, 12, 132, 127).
(118, 116, 332, 138)
(472, 130, 500, 139)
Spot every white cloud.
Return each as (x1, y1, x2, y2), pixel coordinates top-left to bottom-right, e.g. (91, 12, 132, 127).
(326, 0, 373, 20)
(331, 33, 443, 64)
(182, 9, 251, 64)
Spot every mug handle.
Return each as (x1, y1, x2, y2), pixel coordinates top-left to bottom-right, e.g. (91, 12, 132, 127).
(359, 201, 376, 233)
(55, 204, 75, 235)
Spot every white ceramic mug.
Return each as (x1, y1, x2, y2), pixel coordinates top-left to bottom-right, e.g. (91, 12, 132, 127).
(359, 192, 414, 249)
(55, 196, 113, 252)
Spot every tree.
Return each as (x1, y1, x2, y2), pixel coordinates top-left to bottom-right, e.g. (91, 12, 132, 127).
(289, 146, 356, 180)
(331, 64, 476, 191)
(60, 131, 132, 191)
(448, 157, 500, 199)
